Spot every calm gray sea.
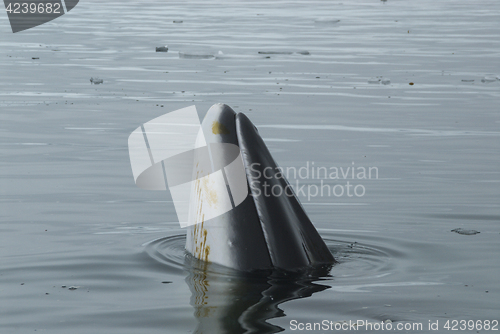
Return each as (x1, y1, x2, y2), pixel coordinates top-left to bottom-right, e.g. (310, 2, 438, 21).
(1, 0, 499, 333)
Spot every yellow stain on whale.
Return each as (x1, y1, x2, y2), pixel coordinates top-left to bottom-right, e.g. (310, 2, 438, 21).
(211, 121, 230, 135)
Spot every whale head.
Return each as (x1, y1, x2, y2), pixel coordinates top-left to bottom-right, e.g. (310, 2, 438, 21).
(185, 104, 335, 272)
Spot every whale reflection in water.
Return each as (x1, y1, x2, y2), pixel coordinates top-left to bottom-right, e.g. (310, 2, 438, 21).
(185, 255, 332, 334)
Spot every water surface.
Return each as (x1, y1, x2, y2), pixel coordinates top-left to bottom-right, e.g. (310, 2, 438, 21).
(1, 0, 499, 333)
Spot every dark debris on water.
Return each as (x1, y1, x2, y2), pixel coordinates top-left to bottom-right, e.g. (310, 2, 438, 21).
(155, 46, 168, 52)
(451, 228, 480, 235)
(90, 77, 103, 85)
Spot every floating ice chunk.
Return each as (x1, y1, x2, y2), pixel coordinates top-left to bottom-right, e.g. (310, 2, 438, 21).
(257, 51, 311, 56)
(215, 51, 227, 59)
(481, 75, 497, 83)
(90, 77, 103, 85)
(258, 50, 310, 56)
(179, 52, 214, 59)
(368, 76, 391, 85)
(451, 228, 480, 235)
(156, 45, 168, 52)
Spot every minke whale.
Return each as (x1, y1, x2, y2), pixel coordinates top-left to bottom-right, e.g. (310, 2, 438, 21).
(128, 103, 334, 271)
(185, 104, 335, 271)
